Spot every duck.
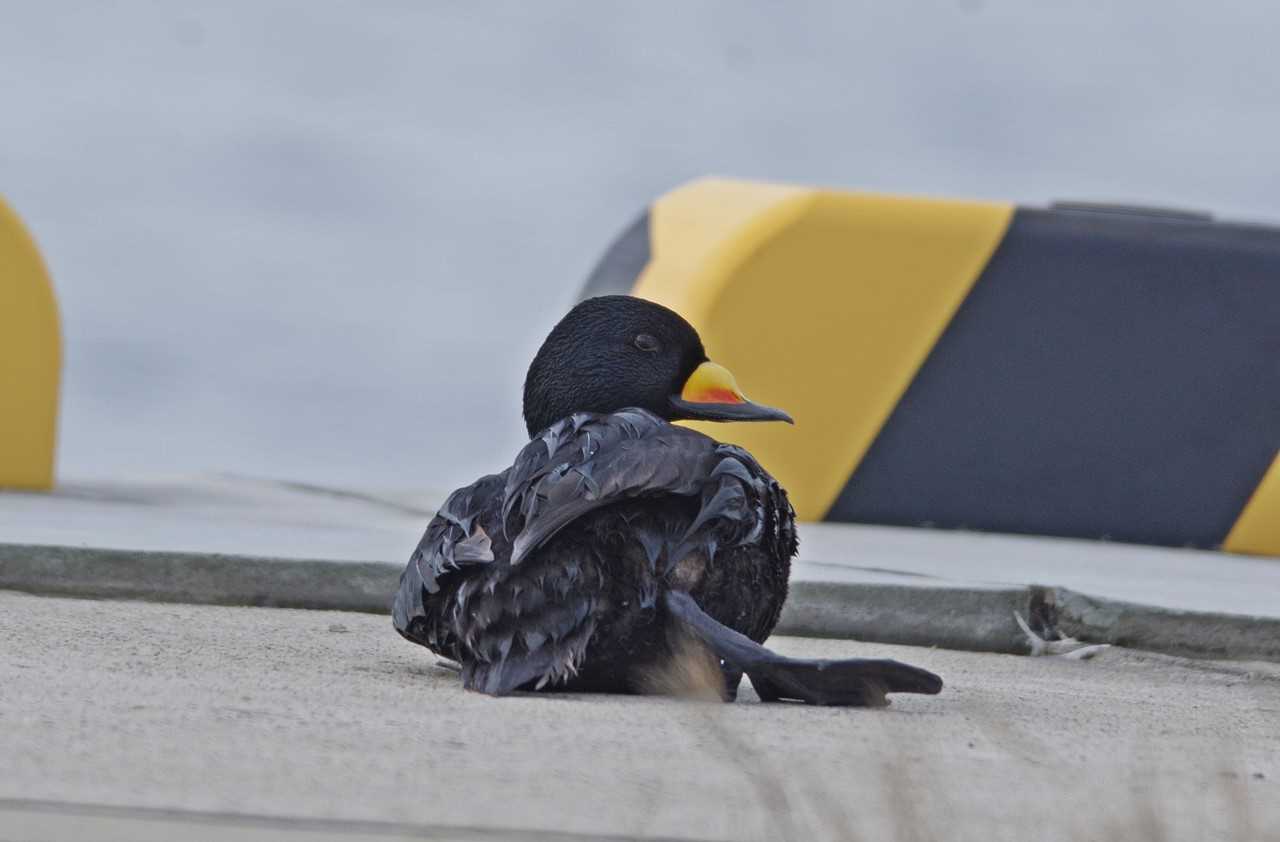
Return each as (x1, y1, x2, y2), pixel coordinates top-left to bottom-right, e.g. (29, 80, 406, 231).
(393, 295, 942, 706)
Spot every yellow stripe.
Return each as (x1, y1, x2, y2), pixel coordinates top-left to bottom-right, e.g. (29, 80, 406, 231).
(634, 178, 1012, 520)
(0, 196, 61, 490)
(1224, 453, 1280, 556)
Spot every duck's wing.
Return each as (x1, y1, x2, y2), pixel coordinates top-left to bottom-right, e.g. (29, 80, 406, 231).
(501, 408, 786, 566)
(392, 472, 505, 649)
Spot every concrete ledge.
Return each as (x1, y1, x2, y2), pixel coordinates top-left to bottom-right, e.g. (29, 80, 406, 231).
(0, 543, 398, 614)
(1054, 588, 1280, 662)
(777, 581, 1033, 652)
(5, 541, 1278, 663)
(779, 579, 1280, 662)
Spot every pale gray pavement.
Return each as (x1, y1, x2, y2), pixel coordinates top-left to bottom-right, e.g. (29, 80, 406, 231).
(3, 476, 1278, 618)
(2, 477, 1278, 661)
(1, 591, 1277, 842)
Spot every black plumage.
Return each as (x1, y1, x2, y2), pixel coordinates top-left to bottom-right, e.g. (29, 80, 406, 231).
(393, 296, 942, 705)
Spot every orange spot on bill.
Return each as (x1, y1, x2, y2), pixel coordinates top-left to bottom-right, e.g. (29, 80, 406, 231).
(690, 388, 745, 404)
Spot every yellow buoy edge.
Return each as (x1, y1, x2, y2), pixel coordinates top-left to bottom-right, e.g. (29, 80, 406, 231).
(1224, 453, 1280, 557)
(0, 196, 61, 490)
(635, 178, 1013, 520)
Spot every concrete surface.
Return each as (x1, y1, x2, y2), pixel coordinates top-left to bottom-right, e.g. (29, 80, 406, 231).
(1, 591, 1278, 842)
(0, 799, 673, 842)
(6, 476, 1278, 616)
(3, 477, 1279, 662)
(0, 476, 436, 563)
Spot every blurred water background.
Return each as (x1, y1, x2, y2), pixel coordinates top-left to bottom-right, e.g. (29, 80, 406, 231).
(3, 2, 1276, 491)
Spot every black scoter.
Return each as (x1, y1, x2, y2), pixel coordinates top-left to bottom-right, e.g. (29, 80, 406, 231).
(393, 295, 942, 705)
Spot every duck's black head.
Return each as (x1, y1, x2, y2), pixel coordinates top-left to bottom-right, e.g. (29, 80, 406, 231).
(522, 295, 792, 437)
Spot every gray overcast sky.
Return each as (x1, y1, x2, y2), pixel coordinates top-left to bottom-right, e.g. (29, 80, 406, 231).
(2, 2, 1276, 491)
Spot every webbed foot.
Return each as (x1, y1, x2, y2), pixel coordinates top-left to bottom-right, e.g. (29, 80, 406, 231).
(746, 656, 942, 707)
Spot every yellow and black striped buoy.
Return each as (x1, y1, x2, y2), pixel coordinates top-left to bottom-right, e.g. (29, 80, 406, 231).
(581, 178, 1280, 557)
(0, 196, 60, 491)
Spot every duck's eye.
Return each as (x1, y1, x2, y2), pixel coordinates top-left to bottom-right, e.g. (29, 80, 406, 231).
(633, 334, 661, 353)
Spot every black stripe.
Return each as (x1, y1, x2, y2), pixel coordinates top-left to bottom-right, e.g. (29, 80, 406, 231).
(580, 211, 650, 299)
(827, 207, 1280, 548)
